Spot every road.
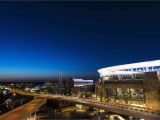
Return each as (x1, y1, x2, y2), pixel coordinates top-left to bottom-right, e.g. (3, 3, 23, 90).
(8, 89, 160, 120)
(0, 97, 46, 120)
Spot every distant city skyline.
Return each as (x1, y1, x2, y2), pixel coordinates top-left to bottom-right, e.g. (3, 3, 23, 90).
(0, 2, 160, 80)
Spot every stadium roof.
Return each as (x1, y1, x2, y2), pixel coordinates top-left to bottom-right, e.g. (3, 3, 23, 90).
(98, 60, 160, 76)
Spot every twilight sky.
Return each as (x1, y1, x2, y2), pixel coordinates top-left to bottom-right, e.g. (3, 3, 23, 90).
(0, 2, 160, 80)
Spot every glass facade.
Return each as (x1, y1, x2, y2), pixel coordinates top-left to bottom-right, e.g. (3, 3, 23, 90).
(106, 88, 144, 100)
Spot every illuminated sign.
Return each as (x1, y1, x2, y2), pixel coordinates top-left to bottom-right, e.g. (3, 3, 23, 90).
(73, 79, 93, 87)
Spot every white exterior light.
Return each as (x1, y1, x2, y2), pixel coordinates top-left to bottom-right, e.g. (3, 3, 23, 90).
(98, 60, 160, 77)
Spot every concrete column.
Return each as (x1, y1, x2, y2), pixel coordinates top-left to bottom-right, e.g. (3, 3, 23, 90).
(143, 72, 160, 111)
(109, 114, 125, 120)
(129, 116, 133, 120)
(100, 78, 103, 102)
(43, 103, 45, 109)
(33, 112, 36, 120)
(108, 115, 114, 120)
(26, 112, 36, 120)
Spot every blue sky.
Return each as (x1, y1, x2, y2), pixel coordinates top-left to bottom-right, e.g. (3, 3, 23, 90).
(0, 2, 160, 79)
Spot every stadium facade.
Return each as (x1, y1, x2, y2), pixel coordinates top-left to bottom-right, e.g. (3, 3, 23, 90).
(95, 60, 160, 112)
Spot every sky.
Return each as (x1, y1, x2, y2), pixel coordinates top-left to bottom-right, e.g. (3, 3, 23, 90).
(0, 2, 160, 80)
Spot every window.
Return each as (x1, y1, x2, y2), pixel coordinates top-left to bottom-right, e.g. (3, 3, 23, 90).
(153, 66, 160, 71)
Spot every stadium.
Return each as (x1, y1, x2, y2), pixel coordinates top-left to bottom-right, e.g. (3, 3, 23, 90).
(95, 60, 160, 112)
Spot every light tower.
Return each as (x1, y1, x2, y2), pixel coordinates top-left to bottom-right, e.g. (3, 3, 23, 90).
(59, 72, 62, 83)
(58, 72, 63, 95)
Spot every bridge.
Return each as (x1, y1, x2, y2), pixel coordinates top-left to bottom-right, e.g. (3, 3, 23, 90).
(0, 89, 160, 120)
(0, 96, 46, 120)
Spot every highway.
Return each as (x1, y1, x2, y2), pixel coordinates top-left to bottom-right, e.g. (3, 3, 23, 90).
(48, 96, 160, 120)
(0, 97, 46, 120)
(3, 89, 160, 120)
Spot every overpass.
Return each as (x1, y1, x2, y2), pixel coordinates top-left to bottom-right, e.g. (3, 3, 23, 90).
(0, 96, 46, 120)
(6, 89, 160, 120)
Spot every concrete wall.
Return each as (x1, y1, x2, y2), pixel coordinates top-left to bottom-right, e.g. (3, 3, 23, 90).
(143, 72, 160, 111)
(95, 79, 101, 101)
(96, 72, 160, 111)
